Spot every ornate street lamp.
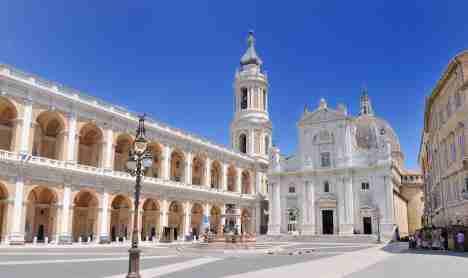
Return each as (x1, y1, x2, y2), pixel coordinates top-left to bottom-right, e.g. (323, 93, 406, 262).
(125, 115, 153, 278)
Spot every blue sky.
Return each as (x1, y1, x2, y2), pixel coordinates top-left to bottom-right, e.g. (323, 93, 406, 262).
(2, 1, 468, 170)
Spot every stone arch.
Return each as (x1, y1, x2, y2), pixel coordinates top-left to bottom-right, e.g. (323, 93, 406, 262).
(72, 190, 99, 242)
(241, 170, 251, 194)
(110, 194, 132, 242)
(0, 183, 8, 242)
(210, 206, 222, 235)
(0, 96, 18, 151)
(191, 155, 205, 185)
(241, 208, 253, 235)
(141, 198, 160, 241)
(168, 201, 183, 239)
(190, 203, 203, 237)
(114, 133, 133, 172)
(33, 111, 66, 160)
(146, 142, 163, 178)
(25, 186, 58, 243)
(239, 133, 247, 153)
(227, 165, 237, 192)
(170, 150, 185, 182)
(210, 161, 222, 189)
(78, 123, 103, 167)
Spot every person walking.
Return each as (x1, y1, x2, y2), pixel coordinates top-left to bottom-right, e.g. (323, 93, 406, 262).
(456, 231, 465, 252)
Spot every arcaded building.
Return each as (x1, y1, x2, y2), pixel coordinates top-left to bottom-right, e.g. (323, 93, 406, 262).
(0, 32, 271, 244)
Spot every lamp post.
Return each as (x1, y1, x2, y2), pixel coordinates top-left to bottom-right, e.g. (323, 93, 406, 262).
(125, 115, 153, 278)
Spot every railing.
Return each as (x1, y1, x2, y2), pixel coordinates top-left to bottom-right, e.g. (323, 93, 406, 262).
(0, 63, 255, 163)
(0, 149, 254, 199)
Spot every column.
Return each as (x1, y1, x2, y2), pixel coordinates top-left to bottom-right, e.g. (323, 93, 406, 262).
(344, 177, 354, 233)
(338, 178, 350, 235)
(59, 185, 72, 243)
(220, 205, 226, 235)
(255, 202, 261, 234)
(185, 152, 192, 185)
(222, 163, 228, 191)
(162, 146, 171, 180)
(19, 98, 33, 154)
(249, 129, 255, 155)
(103, 129, 114, 170)
(267, 182, 281, 235)
(205, 157, 211, 187)
(235, 207, 241, 234)
(255, 171, 262, 195)
(302, 181, 316, 235)
(382, 175, 394, 237)
(66, 112, 77, 162)
(99, 191, 110, 243)
(236, 167, 242, 193)
(159, 200, 168, 240)
(9, 176, 25, 244)
(183, 201, 191, 238)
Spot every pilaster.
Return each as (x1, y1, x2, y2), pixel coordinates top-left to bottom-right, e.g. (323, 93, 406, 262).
(9, 176, 25, 244)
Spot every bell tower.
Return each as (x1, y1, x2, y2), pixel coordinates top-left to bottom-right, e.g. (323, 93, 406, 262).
(231, 31, 272, 162)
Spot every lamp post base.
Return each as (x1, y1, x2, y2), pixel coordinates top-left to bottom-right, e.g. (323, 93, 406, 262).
(126, 247, 141, 278)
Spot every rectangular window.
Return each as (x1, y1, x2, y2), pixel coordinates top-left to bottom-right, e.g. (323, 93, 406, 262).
(321, 152, 331, 167)
(324, 181, 330, 193)
(288, 186, 296, 193)
(263, 89, 267, 111)
(361, 182, 370, 191)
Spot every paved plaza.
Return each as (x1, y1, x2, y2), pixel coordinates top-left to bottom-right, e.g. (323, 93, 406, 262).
(0, 239, 466, 278)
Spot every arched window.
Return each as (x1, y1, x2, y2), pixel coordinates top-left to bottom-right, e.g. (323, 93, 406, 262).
(324, 181, 330, 193)
(262, 89, 267, 111)
(241, 88, 248, 110)
(239, 134, 247, 153)
(264, 135, 270, 155)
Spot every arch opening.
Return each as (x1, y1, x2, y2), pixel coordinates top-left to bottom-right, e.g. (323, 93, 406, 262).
(110, 195, 131, 242)
(78, 123, 103, 167)
(25, 186, 58, 243)
(72, 190, 99, 242)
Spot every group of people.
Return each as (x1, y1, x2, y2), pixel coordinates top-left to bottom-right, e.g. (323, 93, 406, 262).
(408, 228, 465, 252)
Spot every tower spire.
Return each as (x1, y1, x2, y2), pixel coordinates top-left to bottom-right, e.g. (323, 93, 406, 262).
(360, 87, 374, 116)
(240, 31, 263, 66)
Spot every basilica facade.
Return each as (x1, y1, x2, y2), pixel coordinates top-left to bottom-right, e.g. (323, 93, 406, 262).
(267, 94, 423, 238)
(0, 32, 271, 244)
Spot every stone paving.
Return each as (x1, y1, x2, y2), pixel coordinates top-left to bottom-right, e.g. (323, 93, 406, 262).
(0, 241, 465, 278)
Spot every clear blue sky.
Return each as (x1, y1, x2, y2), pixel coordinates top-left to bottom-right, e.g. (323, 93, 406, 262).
(2, 1, 468, 170)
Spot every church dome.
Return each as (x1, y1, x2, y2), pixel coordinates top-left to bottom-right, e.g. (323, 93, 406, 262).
(354, 114, 402, 155)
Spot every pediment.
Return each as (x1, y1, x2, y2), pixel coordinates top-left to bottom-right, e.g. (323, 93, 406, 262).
(299, 108, 346, 126)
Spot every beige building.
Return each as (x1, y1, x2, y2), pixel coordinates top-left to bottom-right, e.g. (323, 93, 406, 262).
(420, 51, 468, 228)
(0, 32, 271, 245)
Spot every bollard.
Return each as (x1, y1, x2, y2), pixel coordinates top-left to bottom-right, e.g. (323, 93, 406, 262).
(78, 236, 82, 244)
(152, 237, 156, 244)
(87, 236, 91, 243)
(33, 236, 37, 245)
(44, 237, 48, 245)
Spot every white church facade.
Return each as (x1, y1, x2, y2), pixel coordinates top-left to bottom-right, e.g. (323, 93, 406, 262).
(267, 94, 423, 238)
